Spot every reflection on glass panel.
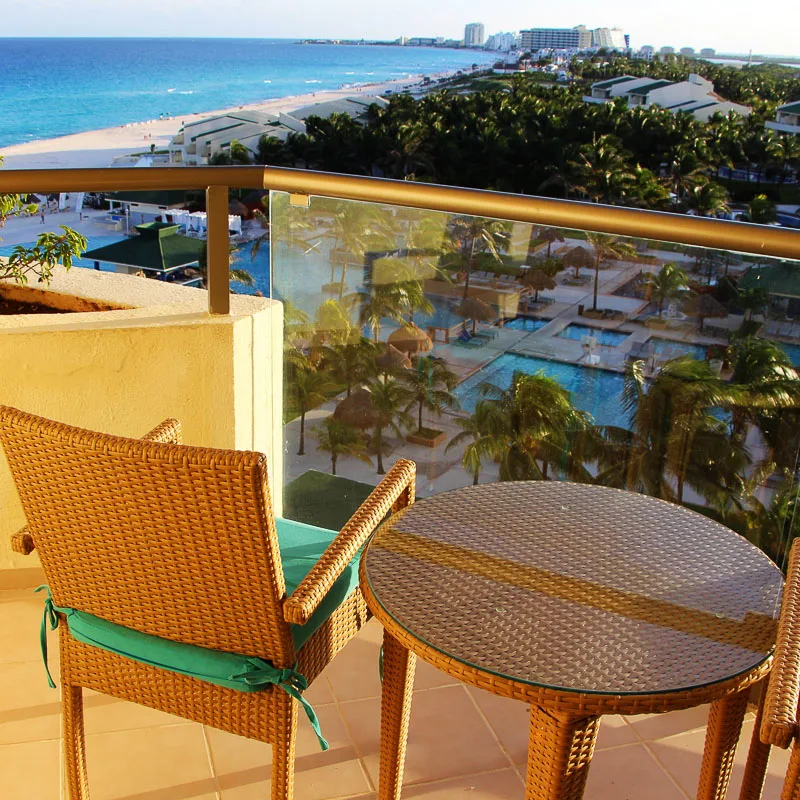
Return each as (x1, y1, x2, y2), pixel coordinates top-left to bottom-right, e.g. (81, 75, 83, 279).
(269, 190, 800, 568)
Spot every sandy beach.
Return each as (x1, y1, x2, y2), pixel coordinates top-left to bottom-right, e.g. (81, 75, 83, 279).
(0, 71, 450, 171)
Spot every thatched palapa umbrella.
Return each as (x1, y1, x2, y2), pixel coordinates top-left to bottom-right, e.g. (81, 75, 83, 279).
(375, 344, 412, 377)
(454, 297, 495, 335)
(333, 388, 378, 430)
(388, 323, 433, 355)
(523, 268, 556, 302)
(683, 294, 726, 333)
(563, 245, 594, 278)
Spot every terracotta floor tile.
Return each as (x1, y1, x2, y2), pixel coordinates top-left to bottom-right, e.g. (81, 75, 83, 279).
(305, 675, 336, 707)
(84, 723, 216, 800)
(401, 769, 525, 799)
(595, 716, 639, 751)
(0, 661, 62, 745)
(584, 742, 685, 800)
(647, 718, 790, 799)
(82, 689, 188, 735)
(0, 738, 60, 798)
(206, 704, 370, 800)
(0, 588, 53, 664)
(340, 684, 511, 787)
(626, 705, 713, 741)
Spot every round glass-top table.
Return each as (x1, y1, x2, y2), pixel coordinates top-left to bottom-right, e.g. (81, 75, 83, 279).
(359, 482, 783, 800)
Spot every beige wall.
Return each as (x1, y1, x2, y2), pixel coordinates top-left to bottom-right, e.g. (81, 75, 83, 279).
(0, 270, 283, 576)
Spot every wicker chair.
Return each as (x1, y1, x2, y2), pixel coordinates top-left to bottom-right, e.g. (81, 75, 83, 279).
(740, 539, 800, 800)
(0, 406, 416, 800)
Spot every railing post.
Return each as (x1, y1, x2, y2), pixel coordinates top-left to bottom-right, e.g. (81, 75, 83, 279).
(206, 185, 230, 315)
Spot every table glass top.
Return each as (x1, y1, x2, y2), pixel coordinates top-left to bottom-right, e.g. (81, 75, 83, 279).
(362, 482, 784, 696)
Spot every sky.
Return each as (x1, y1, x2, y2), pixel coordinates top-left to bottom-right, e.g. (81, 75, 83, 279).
(1, 0, 797, 58)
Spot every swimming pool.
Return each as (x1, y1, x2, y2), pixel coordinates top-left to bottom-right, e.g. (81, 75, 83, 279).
(649, 338, 708, 360)
(454, 353, 629, 428)
(504, 316, 548, 332)
(775, 341, 800, 365)
(558, 324, 629, 347)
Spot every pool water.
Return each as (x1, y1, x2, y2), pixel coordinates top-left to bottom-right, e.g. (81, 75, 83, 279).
(775, 341, 800, 365)
(454, 353, 629, 428)
(504, 316, 548, 332)
(649, 338, 708, 360)
(558, 324, 629, 347)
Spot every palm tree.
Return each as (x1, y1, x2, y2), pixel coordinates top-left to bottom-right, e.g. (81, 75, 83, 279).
(585, 232, 637, 312)
(321, 339, 377, 398)
(687, 181, 730, 218)
(643, 262, 690, 317)
(400, 355, 460, 433)
(356, 285, 406, 342)
(747, 194, 778, 224)
(369, 379, 414, 474)
(569, 135, 636, 204)
(287, 357, 337, 456)
(445, 401, 499, 485)
(532, 226, 564, 260)
(479, 371, 590, 481)
(446, 216, 511, 299)
(314, 417, 372, 475)
(605, 358, 748, 504)
(197, 241, 255, 288)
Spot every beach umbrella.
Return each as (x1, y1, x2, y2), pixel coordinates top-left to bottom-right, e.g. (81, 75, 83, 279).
(228, 198, 251, 219)
(454, 297, 495, 334)
(375, 344, 412, 375)
(523, 268, 556, 302)
(682, 294, 726, 333)
(535, 226, 565, 258)
(388, 322, 433, 355)
(333, 387, 378, 430)
(563, 245, 594, 277)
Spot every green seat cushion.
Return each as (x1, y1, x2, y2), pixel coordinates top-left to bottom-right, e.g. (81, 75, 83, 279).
(275, 517, 361, 651)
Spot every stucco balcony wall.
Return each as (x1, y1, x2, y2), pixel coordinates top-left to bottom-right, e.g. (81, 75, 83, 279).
(0, 268, 283, 583)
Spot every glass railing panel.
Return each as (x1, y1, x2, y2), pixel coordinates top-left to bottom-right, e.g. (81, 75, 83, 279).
(268, 189, 800, 569)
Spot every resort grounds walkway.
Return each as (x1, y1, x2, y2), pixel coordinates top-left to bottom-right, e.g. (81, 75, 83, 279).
(1, 586, 790, 799)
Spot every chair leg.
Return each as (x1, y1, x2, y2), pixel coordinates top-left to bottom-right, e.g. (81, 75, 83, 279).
(697, 688, 750, 800)
(272, 691, 299, 800)
(62, 683, 90, 800)
(739, 680, 771, 800)
(378, 630, 417, 800)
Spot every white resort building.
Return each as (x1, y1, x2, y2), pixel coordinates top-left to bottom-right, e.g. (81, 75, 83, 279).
(583, 73, 751, 121)
(168, 96, 389, 165)
(766, 101, 800, 135)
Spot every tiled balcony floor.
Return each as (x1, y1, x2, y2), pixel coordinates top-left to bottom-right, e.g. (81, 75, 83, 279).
(1, 586, 791, 799)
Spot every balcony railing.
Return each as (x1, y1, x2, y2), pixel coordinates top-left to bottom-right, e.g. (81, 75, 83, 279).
(2, 166, 800, 566)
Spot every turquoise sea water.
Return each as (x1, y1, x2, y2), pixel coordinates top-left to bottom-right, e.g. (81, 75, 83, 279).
(454, 353, 628, 427)
(0, 38, 494, 148)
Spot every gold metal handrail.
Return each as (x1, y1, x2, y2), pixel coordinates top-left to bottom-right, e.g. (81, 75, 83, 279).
(1, 166, 798, 315)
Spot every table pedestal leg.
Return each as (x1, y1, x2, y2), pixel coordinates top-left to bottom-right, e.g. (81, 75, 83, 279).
(697, 689, 750, 800)
(526, 706, 601, 800)
(378, 630, 417, 800)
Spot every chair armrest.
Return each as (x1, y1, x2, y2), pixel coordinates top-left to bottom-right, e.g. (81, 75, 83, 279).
(761, 539, 800, 748)
(142, 418, 182, 444)
(283, 459, 416, 626)
(11, 526, 35, 555)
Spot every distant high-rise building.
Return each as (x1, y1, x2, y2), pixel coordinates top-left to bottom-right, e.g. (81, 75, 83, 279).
(464, 23, 485, 47)
(485, 32, 518, 51)
(660, 46, 675, 56)
(680, 47, 695, 56)
(592, 27, 627, 50)
(700, 48, 716, 58)
(519, 25, 591, 51)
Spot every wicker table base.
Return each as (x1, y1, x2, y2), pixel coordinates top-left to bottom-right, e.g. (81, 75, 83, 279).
(368, 592, 770, 800)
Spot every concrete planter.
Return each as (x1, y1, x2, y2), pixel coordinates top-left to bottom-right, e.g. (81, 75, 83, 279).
(407, 428, 446, 448)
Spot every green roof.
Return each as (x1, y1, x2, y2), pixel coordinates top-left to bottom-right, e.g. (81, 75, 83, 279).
(739, 263, 800, 298)
(107, 190, 191, 208)
(83, 223, 205, 272)
(779, 101, 800, 114)
(627, 80, 673, 95)
(592, 76, 637, 89)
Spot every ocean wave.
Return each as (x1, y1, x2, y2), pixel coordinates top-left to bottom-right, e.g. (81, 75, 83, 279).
(344, 72, 355, 75)
(178, 91, 194, 95)
(305, 80, 321, 84)
(263, 79, 272, 83)
(167, 88, 177, 93)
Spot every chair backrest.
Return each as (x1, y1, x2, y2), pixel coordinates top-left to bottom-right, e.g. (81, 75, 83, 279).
(0, 406, 296, 667)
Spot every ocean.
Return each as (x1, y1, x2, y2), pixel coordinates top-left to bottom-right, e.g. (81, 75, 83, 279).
(0, 38, 495, 148)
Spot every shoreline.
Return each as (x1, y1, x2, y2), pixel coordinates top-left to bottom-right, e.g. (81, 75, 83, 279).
(0, 70, 457, 171)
